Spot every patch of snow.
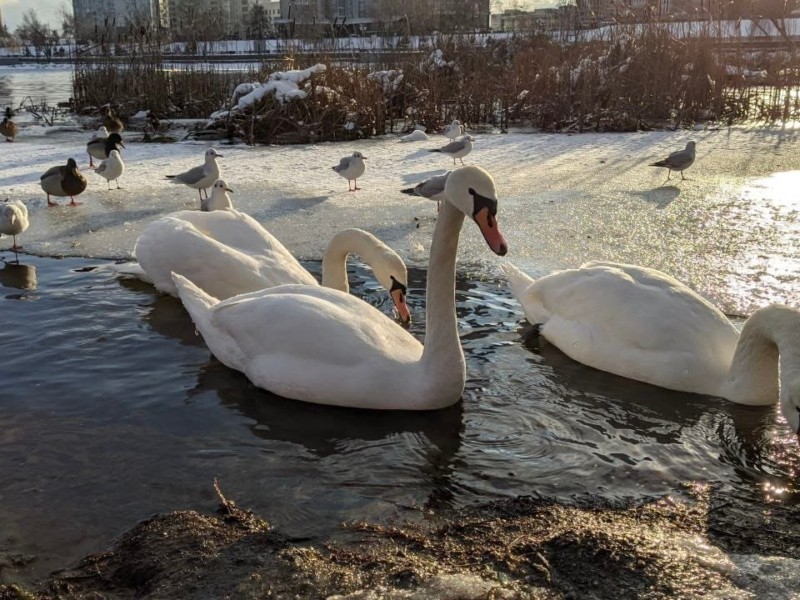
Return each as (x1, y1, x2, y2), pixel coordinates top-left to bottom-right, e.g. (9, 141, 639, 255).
(235, 64, 325, 108)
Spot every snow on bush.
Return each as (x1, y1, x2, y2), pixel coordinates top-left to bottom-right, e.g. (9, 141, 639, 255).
(235, 64, 327, 108)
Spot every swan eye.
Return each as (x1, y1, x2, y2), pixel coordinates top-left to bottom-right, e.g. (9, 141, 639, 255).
(469, 188, 498, 219)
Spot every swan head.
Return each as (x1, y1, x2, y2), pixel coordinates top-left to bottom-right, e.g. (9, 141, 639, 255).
(444, 166, 508, 256)
(387, 273, 410, 326)
(781, 377, 800, 436)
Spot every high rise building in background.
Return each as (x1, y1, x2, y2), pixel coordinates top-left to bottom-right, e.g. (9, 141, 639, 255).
(72, 0, 169, 38)
(71, 0, 490, 40)
(278, 0, 490, 32)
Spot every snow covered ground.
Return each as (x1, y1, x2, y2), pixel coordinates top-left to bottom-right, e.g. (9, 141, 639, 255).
(2, 120, 799, 316)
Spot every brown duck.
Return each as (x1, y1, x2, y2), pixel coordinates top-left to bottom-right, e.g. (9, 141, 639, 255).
(101, 105, 124, 134)
(1, 107, 18, 142)
(40, 158, 88, 207)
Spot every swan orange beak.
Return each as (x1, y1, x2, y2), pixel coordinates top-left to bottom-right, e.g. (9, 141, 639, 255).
(474, 207, 508, 256)
(391, 289, 411, 325)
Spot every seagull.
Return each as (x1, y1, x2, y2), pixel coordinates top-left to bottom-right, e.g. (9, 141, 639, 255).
(166, 148, 223, 200)
(332, 151, 367, 191)
(201, 179, 234, 212)
(0, 199, 29, 251)
(429, 135, 474, 166)
(40, 158, 87, 207)
(87, 132, 124, 168)
(649, 141, 696, 181)
(94, 149, 125, 190)
(90, 125, 109, 141)
(401, 171, 450, 211)
(442, 120, 462, 141)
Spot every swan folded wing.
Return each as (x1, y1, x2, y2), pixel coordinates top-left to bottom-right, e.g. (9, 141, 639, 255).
(136, 212, 316, 298)
(534, 262, 738, 391)
(542, 314, 717, 394)
(136, 217, 272, 297)
(174, 210, 315, 283)
(209, 286, 423, 406)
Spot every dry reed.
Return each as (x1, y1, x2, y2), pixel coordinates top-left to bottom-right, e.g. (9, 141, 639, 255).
(71, 18, 800, 143)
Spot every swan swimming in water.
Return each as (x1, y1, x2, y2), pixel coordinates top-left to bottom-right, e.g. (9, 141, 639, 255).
(172, 165, 508, 410)
(502, 261, 800, 435)
(134, 210, 411, 322)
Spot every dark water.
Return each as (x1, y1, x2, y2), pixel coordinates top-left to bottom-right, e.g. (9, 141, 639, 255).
(0, 251, 797, 582)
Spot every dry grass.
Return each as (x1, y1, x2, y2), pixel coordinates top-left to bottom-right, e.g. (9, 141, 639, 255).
(71, 21, 800, 143)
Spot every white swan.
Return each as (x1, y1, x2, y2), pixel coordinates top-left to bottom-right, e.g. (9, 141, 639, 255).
(134, 211, 411, 322)
(502, 261, 800, 433)
(172, 165, 508, 410)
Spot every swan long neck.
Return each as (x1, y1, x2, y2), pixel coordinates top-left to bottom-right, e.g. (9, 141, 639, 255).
(321, 229, 384, 293)
(722, 306, 800, 406)
(420, 200, 465, 380)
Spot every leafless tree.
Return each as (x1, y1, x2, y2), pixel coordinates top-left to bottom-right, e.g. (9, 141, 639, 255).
(15, 9, 59, 58)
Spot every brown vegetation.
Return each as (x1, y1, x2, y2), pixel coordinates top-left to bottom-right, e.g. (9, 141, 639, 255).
(71, 20, 800, 144)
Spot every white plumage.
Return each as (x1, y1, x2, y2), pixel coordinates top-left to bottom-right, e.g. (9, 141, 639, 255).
(0, 199, 30, 251)
(332, 151, 367, 191)
(201, 179, 233, 212)
(502, 261, 800, 433)
(134, 211, 410, 320)
(171, 166, 509, 410)
(94, 149, 125, 189)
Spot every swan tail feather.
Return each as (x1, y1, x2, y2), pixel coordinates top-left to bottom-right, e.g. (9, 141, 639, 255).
(500, 262, 551, 324)
(172, 272, 249, 373)
(172, 272, 221, 333)
(499, 262, 535, 298)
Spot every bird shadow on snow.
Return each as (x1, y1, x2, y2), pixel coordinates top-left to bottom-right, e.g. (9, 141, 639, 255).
(401, 169, 449, 185)
(266, 195, 329, 218)
(403, 148, 435, 161)
(633, 185, 680, 209)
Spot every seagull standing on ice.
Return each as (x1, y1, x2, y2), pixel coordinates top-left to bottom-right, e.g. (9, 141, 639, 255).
(429, 135, 474, 166)
(201, 179, 234, 212)
(0, 199, 29, 251)
(442, 120, 462, 141)
(401, 172, 450, 201)
(94, 149, 125, 190)
(166, 148, 223, 200)
(401, 171, 450, 208)
(649, 141, 696, 181)
(332, 151, 367, 191)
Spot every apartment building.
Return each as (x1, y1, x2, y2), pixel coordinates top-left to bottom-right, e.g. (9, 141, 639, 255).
(72, 0, 169, 32)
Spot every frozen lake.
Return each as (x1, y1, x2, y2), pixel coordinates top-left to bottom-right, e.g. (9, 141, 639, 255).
(1, 83, 799, 589)
(0, 65, 72, 108)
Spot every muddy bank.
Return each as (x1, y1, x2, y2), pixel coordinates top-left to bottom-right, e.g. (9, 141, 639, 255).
(2, 482, 798, 600)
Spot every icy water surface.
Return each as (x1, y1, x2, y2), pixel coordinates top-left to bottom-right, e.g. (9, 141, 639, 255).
(1, 251, 797, 582)
(0, 66, 72, 108)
